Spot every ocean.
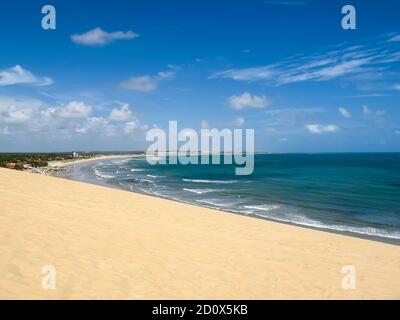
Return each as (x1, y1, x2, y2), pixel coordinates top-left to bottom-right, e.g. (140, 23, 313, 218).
(68, 153, 400, 243)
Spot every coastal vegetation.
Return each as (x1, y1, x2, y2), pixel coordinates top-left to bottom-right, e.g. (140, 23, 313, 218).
(0, 152, 136, 170)
(0, 153, 80, 170)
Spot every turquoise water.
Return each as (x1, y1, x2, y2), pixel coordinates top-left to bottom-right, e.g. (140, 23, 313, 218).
(72, 153, 400, 242)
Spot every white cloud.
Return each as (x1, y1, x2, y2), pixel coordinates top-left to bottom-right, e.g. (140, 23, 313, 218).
(123, 121, 139, 134)
(211, 35, 400, 86)
(395, 130, 400, 135)
(388, 34, 400, 43)
(58, 101, 92, 119)
(71, 27, 138, 46)
(338, 107, 351, 118)
(233, 117, 245, 126)
(362, 105, 386, 117)
(83, 117, 116, 137)
(1, 105, 32, 123)
(157, 71, 175, 80)
(74, 127, 88, 134)
(120, 70, 175, 92)
(265, 107, 324, 132)
(0, 65, 53, 87)
(279, 137, 288, 142)
(306, 124, 339, 134)
(0, 95, 152, 142)
(228, 92, 269, 109)
(120, 76, 157, 92)
(0, 97, 39, 124)
(392, 84, 400, 91)
(109, 104, 133, 121)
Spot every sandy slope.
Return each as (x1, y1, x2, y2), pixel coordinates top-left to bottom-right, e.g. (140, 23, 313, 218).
(0, 168, 399, 299)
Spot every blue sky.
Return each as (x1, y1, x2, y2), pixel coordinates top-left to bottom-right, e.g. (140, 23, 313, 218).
(0, 0, 399, 152)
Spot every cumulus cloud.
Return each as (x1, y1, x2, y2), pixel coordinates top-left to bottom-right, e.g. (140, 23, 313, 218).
(306, 124, 339, 134)
(58, 101, 92, 119)
(71, 27, 138, 46)
(0, 96, 150, 141)
(338, 107, 351, 118)
(228, 92, 269, 109)
(120, 70, 175, 92)
(362, 105, 386, 117)
(0, 96, 41, 124)
(1, 105, 32, 123)
(123, 121, 139, 134)
(0, 65, 53, 87)
(109, 104, 133, 121)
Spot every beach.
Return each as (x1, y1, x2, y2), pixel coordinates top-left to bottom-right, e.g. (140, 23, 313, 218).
(0, 167, 399, 299)
(48, 154, 136, 168)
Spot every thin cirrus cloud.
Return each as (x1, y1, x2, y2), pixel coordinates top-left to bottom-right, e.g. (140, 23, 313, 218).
(71, 27, 139, 46)
(120, 70, 175, 92)
(228, 92, 269, 109)
(211, 34, 400, 87)
(387, 34, 400, 43)
(362, 105, 386, 117)
(0, 65, 53, 87)
(305, 124, 339, 134)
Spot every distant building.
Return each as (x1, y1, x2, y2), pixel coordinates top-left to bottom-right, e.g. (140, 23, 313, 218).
(72, 152, 79, 158)
(5, 163, 16, 169)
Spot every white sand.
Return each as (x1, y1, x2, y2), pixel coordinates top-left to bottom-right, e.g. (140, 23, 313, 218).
(48, 154, 137, 168)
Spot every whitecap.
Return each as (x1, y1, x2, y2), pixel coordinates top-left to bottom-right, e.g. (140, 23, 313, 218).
(183, 188, 216, 195)
(243, 204, 281, 211)
(182, 179, 237, 184)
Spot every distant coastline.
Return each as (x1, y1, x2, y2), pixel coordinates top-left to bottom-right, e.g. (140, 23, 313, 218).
(48, 154, 140, 168)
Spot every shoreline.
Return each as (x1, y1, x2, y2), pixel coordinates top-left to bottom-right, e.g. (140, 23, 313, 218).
(0, 167, 399, 299)
(48, 154, 139, 168)
(63, 157, 400, 246)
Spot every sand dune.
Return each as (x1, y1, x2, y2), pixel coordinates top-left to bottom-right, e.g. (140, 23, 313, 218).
(0, 168, 399, 299)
